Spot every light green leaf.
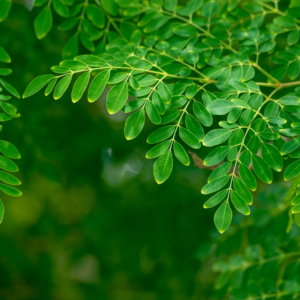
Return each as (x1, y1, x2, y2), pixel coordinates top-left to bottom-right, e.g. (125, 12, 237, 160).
(261, 143, 282, 172)
(239, 163, 256, 191)
(53, 74, 72, 100)
(0, 170, 20, 185)
(124, 108, 145, 140)
(179, 127, 201, 149)
(23, 75, 56, 98)
(204, 146, 229, 167)
(252, 154, 273, 184)
(203, 129, 232, 147)
(0, 155, 18, 172)
(0, 78, 20, 98)
(185, 114, 204, 141)
(158, 82, 171, 103)
(201, 175, 230, 195)
(193, 101, 213, 126)
(88, 71, 110, 103)
(45, 78, 57, 96)
(107, 81, 128, 114)
(231, 190, 250, 215)
(146, 141, 171, 159)
(208, 162, 232, 183)
(174, 141, 190, 166)
(71, 72, 90, 103)
(214, 201, 232, 234)
(0, 183, 21, 197)
(281, 137, 300, 155)
(204, 190, 227, 209)
(147, 126, 175, 144)
(153, 150, 173, 184)
(146, 101, 161, 124)
(0, 140, 20, 159)
(207, 100, 237, 115)
(233, 177, 253, 205)
(284, 160, 300, 181)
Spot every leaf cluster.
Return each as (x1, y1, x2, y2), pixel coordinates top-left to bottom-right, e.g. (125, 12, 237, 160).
(20, 0, 300, 233)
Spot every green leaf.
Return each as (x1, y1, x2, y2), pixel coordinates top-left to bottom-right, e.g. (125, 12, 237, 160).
(146, 101, 161, 124)
(0, 170, 20, 185)
(75, 55, 106, 67)
(203, 129, 232, 147)
(153, 150, 173, 184)
(284, 160, 300, 181)
(228, 128, 244, 146)
(239, 163, 257, 191)
(129, 76, 140, 90)
(202, 1, 219, 18)
(207, 100, 237, 115)
(45, 78, 57, 96)
(23, 74, 55, 98)
(144, 16, 170, 33)
(102, 0, 118, 16)
(0, 102, 20, 118)
(124, 108, 145, 140)
(208, 162, 232, 183)
(292, 194, 300, 205)
(0, 46, 11, 63)
(281, 137, 300, 155)
(287, 30, 299, 45)
(292, 203, 300, 214)
(161, 110, 180, 124)
(252, 154, 273, 184)
(164, 0, 177, 12)
(147, 126, 175, 144)
(204, 146, 229, 167)
(53, 0, 69, 17)
(214, 201, 232, 234)
(152, 92, 165, 115)
(201, 175, 230, 195)
(233, 177, 253, 205)
(204, 190, 227, 209)
(185, 114, 204, 141)
(146, 140, 171, 159)
(0, 155, 18, 172)
(193, 101, 213, 126)
(86, 5, 105, 28)
(88, 71, 110, 103)
(0, 78, 20, 98)
(289, 60, 300, 80)
(157, 82, 171, 103)
(0, 183, 21, 197)
(0, 0, 11, 22)
(34, 7, 52, 39)
(261, 143, 282, 172)
(231, 190, 250, 215)
(71, 72, 90, 103)
(122, 99, 146, 113)
(108, 72, 128, 84)
(179, 127, 201, 149)
(107, 81, 128, 114)
(174, 141, 190, 166)
(53, 74, 72, 100)
(0, 140, 20, 159)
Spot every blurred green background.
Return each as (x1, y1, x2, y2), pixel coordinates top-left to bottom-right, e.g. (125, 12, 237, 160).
(0, 3, 296, 300)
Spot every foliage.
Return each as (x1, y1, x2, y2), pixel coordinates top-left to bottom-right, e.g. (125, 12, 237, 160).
(23, 0, 300, 233)
(200, 183, 300, 299)
(0, 4, 22, 223)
